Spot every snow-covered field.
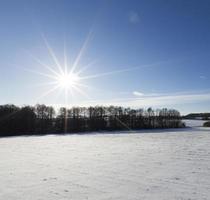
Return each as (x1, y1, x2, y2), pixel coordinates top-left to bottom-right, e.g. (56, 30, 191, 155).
(0, 121, 210, 200)
(183, 119, 206, 127)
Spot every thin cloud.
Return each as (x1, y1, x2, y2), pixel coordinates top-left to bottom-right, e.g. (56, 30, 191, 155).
(133, 91, 144, 96)
(200, 75, 206, 79)
(66, 91, 210, 108)
(128, 92, 210, 107)
(128, 11, 140, 24)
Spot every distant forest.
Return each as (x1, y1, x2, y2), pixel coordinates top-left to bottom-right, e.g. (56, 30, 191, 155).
(0, 104, 184, 137)
(183, 113, 210, 120)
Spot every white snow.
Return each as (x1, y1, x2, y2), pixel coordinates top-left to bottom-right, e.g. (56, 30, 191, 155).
(0, 121, 210, 200)
(183, 119, 206, 127)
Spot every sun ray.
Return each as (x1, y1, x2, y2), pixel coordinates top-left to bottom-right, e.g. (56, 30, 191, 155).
(73, 82, 94, 90)
(65, 88, 68, 105)
(68, 87, 74, 105)
(63, 38, 68, 75)
(23, 68, 58, 80)
(71, 84, 90, 99)
(36, 85, 60, 101)
(70, 31, 92, 74)
(51, 88, 62, 104)
(25, 50, 60, 77)
(102, 106, 133, 132)
(80, 63, 161, 80)
(42, 34, 64, 75)
(27, 81, 58, 88)
(76, 59, 97, 75)
(79, 66, 142, 80)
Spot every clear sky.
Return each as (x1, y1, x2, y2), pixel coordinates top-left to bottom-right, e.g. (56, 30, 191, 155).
(0, 0, 210, 114)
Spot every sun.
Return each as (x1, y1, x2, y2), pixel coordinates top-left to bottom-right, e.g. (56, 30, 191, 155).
(56, 72, 79, 89)
(28, 32, 143, 103)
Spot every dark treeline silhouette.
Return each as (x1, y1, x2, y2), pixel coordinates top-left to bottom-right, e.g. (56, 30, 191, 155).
(203, 121, 210, 127)
(183, 113, 210, 120)
(0, 104, 184, 137)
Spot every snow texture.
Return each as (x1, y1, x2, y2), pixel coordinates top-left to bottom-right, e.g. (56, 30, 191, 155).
(0, 120, 210, 200)
(184, 119, 206, 127)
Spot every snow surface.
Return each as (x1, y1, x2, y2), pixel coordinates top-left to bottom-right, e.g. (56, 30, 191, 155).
(0, 121, 210, 200)
(183, 119, 206, 127)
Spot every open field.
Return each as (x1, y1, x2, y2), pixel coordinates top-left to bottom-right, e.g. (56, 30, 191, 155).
(0, 121, 210, 200)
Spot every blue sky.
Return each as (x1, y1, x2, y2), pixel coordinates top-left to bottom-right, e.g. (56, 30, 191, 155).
(0, 0, 210, 114)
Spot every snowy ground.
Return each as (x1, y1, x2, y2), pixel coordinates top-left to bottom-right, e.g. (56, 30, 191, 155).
(0, 121, 210, 200)
(183, 119, 206, 127)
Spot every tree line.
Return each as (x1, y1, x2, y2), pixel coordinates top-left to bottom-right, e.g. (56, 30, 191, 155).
(0, 104, 184, 137)
(183, 113, 210, 120)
